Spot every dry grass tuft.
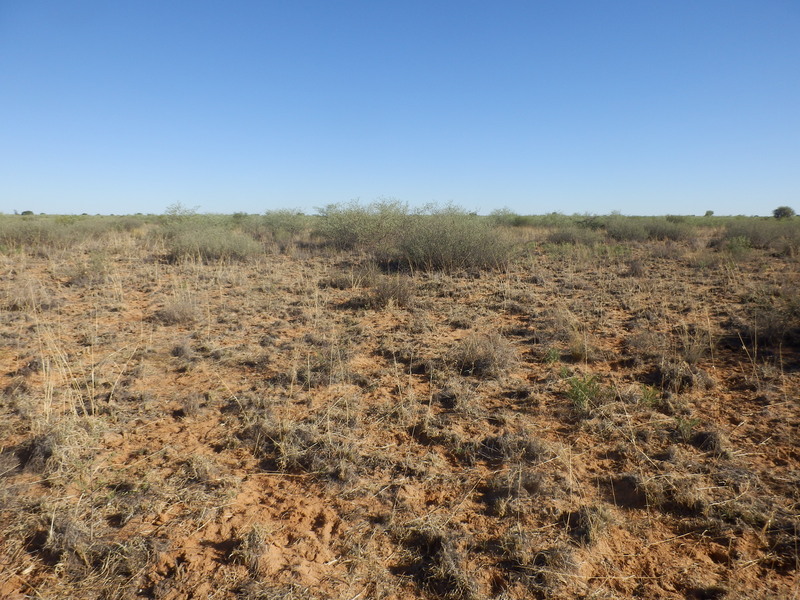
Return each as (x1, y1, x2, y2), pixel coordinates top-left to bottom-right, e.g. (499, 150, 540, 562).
(448, 332, 516, 377)
(397, 523, 478, 600)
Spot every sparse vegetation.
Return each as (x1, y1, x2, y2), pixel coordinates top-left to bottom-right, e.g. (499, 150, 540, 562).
(0, 210, 797, 599)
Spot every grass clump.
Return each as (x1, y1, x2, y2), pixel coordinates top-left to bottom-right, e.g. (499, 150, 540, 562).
(497, 527, 578, 593)
(477, 432, 554, 465)
(17, 419, 96, 480)
(731, 283, 800, 350)
(153, 296, 198, 325)
(483, 466, 543, 517)
(561, 505, 612, 546)
(370, 275, 416, 308)
(230, 524, 269, 574)
(448, 332, 516, 377)
(398, 524, 478, 600)
(259, 420, 360, 482)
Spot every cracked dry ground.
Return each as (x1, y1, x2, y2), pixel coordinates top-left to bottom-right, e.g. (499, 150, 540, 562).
(1, 235, 798, 599)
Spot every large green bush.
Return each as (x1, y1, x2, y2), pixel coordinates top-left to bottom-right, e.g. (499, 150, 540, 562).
(315, 199, 408, 252)
(315, 201, 514, 272)
(719, 219, 800, 255)
(164, 225, 262, 263)
(397, 205, 513, 272)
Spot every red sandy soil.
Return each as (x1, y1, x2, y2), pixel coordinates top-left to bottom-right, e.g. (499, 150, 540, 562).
(1, 233, 797, 599)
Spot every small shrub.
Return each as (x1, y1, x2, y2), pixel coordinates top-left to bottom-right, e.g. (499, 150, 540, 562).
(489, 208, 532, 227)
(639, 385, 662, 408)
(773, 206, 795, 219)
(717, 219, 800, 255)
(260, 209, 307, 249)
(542, 347, 561, 364)
(724, 235, 752, 260)
(674, 417, 701, 443)
(565, 375, 607, 415)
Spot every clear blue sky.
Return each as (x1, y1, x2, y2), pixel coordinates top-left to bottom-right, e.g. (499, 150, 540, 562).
(1, 1, 798, 216)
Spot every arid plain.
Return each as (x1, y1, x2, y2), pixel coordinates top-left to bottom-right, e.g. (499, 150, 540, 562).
(1, 208, 798, 599)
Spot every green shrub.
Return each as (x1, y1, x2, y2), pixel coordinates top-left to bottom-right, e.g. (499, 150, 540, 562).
(605, 218, 648, 242)
(718, 219, 800, 255)
(397, 205, 513, 272)
(164, 226, 262, 263)
(315, 199, 407, 252)
(316, 201, 514, 272)
(489, 208, 536, 227)
(644, 218, 691, 241)
(261, 210, 308, 247)
(565, 375, 609, 415)
(545, 227, 602, 246)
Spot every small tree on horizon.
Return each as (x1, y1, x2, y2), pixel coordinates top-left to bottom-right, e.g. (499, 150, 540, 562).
(773, 206, 795, 219)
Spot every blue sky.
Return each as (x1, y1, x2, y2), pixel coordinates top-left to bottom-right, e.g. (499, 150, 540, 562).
(1, 1, 798, 216)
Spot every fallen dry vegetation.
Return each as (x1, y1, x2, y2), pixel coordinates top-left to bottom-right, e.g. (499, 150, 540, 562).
(0, 209, 798, 599)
